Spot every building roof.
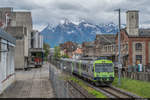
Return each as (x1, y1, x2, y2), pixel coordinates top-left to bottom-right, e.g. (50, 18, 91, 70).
(126, 10, 139, 13)
(0, 28, 16, 44)
(122, 28, 150, 38)
(116, 28, 150, 38)
(82, 41, 95, 47)
(59, 41, 77, 51)
(73, 48, 82, 54)
(96, 34, 116, 45)
(139, 29, 150, 37)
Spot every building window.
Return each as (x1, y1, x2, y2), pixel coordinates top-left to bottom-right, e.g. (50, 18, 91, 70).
(126, 44, 128, 50)
(136, 55, 142, 64)
(131, 15, 134, 19)
(135, 43, 142, 51)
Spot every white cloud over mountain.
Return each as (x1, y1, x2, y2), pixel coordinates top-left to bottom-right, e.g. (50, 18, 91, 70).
(1, 0, 150, 31)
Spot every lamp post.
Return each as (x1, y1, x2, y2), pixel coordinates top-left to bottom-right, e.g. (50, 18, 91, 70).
(115, 8, 122, 86)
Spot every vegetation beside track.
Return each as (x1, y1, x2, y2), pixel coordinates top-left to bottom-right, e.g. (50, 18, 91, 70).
(62, 76, 107, 98)
(112, 77, 150, 98)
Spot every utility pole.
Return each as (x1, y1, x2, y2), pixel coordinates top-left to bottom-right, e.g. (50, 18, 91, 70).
(115, 8, 122, 86)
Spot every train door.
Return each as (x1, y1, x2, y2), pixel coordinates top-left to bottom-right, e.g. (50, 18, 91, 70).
(89, 62, 94, 79)
(68, 61, 72, 72)
(71, 61, 74, 73)
(79, 61, 82, 76)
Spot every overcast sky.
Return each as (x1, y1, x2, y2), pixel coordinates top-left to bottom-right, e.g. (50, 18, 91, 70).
(1, 0, 150, 31)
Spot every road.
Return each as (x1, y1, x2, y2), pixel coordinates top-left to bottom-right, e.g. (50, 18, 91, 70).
(0, 63, 55, 98)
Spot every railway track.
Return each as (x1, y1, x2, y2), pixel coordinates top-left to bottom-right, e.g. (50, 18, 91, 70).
(85, 82, 142, 98)
(67, 81, 90, 98)
(71, 73, 142, 98)
(99, 87, 133, 98)
(51, 63, 143, 98)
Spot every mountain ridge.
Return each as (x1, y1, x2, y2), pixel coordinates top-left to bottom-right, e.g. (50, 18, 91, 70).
(41, 19, 120, 47)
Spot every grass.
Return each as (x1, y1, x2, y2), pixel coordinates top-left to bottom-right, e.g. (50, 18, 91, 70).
(112, 77, 150, 98)
(63, 76, 107, 98)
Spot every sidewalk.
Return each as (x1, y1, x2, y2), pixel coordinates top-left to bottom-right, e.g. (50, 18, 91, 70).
(0, 63, 55, 98)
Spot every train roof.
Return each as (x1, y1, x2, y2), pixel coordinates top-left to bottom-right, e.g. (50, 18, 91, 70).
(60, 58, 94, 64)
(60, 58, 113, 65)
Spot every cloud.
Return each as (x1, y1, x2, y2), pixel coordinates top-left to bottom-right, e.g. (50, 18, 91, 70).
(0, 0, 150, 31)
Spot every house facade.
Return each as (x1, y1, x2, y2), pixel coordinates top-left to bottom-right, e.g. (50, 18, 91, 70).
(60, 41, 77, 58)
(95, 34, 116, 58)
(82, 34, 116, 59)
(82, 42, 95, 57)
(116, 29, 150, 67)
(116, 10, 150, 67)
(72, 48, 83, 59)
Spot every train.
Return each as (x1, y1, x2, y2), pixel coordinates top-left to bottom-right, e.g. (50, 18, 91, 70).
(60, 57, 115, 86)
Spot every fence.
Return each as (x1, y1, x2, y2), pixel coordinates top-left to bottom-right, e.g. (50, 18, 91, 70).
(49, 63, 93, 98)
(121, 72, 150, 82)
(115, 66, 150, 82)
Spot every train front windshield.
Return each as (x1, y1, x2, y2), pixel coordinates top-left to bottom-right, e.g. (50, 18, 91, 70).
(95, 63, 113, 72)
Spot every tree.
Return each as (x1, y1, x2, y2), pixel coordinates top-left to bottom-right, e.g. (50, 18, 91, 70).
(54, 46, 61, 60)
(61, 54, 69, 58)
(43, 43, 50, 61)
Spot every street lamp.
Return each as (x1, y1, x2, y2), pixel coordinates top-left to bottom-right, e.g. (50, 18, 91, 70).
(114, 8, 122, 86)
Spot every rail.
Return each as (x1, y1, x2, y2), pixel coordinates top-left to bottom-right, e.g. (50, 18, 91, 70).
(72, 73, 142, 98)
(67, 81, 90, 98)
(50, 60, 143, 98)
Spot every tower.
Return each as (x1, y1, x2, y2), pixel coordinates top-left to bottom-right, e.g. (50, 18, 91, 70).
(126, 10, 139, 36)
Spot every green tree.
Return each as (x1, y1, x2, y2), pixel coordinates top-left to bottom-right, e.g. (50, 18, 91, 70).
(54, 46, 61, 60)
(61, 54, 69, 58)
(43, 43, 50, 61)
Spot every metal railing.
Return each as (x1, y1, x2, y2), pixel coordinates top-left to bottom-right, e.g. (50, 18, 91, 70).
(49, 63, 91, 98)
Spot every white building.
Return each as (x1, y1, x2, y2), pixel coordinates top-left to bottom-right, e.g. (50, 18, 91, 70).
(0, 28, 16, 94)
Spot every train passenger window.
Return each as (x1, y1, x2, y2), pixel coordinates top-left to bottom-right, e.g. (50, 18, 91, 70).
(82, 64, 86, 70)
(92, 68, 94, 72)
(76, 63, 79, 69)
(86, 65, 89, 72)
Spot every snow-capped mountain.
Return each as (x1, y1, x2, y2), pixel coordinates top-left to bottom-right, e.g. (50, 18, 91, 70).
(41, 19, 120, 47)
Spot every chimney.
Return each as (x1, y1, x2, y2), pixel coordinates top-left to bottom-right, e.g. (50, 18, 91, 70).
(126, 10, 139, 36)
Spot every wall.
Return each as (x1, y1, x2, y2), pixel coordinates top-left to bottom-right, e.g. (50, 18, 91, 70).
(129, 38, 150, 66)
(14, 39, 25, 70)
(0, 39, 15, 94)
(132, 42, 145, 65)
(148, 42, 150, 64)
(5, 27, 28, 69)
(126, 11, 139, 36)
(10, 12, 32, 53)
